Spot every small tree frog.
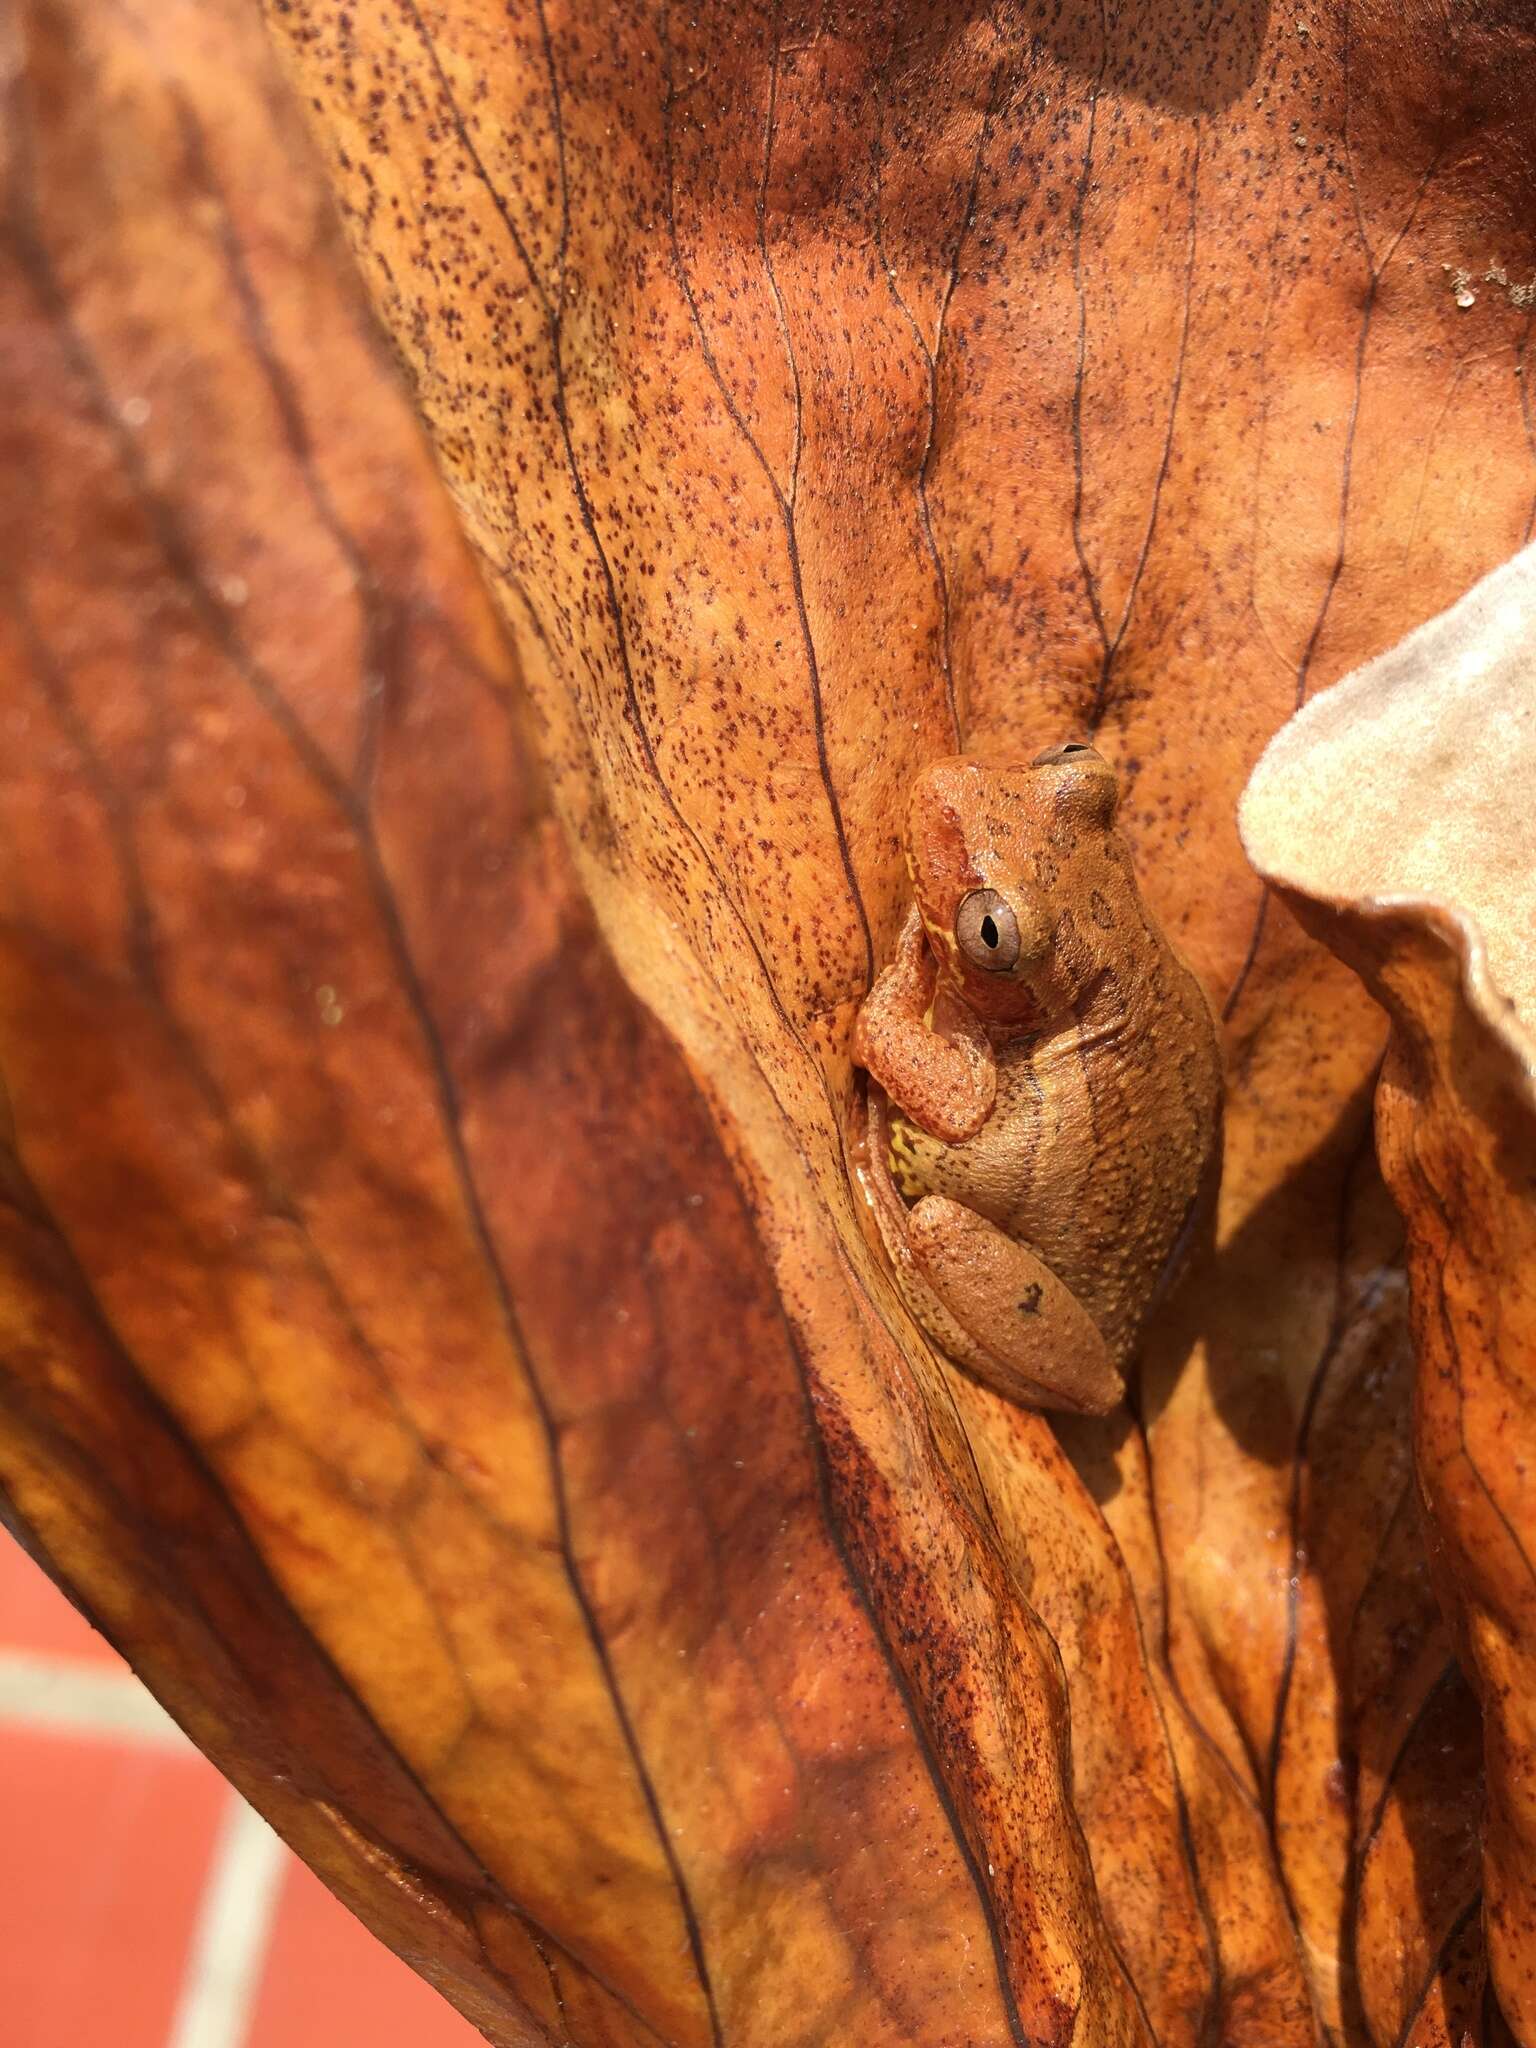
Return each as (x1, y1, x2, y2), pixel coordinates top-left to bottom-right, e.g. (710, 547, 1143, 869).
(853, 745, 1222, 1414)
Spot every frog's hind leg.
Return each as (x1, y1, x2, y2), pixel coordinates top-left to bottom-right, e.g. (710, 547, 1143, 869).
(905, 1196, 1124, 1415)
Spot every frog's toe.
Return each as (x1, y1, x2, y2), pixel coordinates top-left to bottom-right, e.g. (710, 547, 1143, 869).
(905, 1196, 1124, 1415)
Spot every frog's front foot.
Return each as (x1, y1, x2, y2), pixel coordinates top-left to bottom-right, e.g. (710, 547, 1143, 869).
(900, 1195, 1124, 1415)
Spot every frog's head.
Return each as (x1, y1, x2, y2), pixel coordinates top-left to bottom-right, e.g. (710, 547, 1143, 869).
(906, 743, 1124, 1030)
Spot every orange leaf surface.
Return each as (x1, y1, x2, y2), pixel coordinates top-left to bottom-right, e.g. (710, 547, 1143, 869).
(2, 0, 1532, 2042)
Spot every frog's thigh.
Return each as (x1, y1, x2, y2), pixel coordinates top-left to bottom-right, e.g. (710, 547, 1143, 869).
(904, 1195, 1124, 1415)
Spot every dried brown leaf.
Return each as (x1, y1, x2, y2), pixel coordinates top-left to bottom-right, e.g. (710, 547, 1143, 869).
(1243, 544, 1536, 2044)
(5, 0, 1535, 2042)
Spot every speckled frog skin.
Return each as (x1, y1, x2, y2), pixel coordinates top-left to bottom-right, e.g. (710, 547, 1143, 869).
(853, 745, 1223, 1414)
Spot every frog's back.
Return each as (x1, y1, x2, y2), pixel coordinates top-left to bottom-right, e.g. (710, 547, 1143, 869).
(889, 931, 1221, 1367)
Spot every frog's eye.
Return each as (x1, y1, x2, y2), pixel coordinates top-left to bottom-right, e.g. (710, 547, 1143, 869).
(1031, 740, 1120, 823)
(1031, 741, 1099, 767)
(955, 889, 1021, 972)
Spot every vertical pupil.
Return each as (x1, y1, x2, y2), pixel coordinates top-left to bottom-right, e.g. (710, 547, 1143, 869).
(980, 915, 998, 949)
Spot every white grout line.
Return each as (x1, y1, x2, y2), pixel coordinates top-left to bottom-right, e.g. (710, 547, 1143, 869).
(0, 1647, 291, 2048)
(163, 1792, 289, 2048)
(0, 1648, 191, 1749)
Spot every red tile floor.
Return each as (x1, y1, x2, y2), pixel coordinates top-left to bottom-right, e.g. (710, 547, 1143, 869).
(0, 1534, 481, 2048)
